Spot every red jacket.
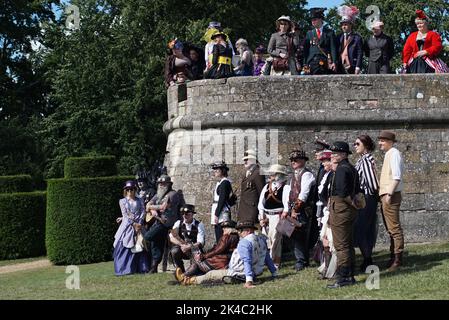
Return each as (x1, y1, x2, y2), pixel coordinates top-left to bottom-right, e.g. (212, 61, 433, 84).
(402, 30, 443, 63)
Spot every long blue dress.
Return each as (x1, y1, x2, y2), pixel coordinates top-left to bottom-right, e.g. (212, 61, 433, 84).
(113, 197, 149, 276)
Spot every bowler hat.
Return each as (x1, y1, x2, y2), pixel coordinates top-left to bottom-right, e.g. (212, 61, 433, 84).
(330, 141, 352, 154)
(180, 204, 196, 214)
(377, 130, 397, 142)
(236, 221, 257, 230)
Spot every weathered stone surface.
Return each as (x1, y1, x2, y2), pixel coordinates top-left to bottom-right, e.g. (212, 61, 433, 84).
(165, 75, 449, 246)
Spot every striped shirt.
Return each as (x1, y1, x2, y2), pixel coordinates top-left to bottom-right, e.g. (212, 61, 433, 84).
(355, 153, 379, 195)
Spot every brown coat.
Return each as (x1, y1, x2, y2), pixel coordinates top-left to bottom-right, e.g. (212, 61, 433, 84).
(202, 232, 239, 270)
(238, 166, 265, 223)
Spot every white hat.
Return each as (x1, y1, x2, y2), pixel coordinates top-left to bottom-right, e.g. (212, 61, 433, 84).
(268, 164, 288, 176)
(277, 15, 291, 22)
(242, 149, 257, 161)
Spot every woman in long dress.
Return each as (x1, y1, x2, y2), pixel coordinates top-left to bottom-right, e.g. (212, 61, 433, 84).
(113, 180, 149, 276)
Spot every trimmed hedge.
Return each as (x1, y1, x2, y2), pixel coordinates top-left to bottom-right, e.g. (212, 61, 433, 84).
(46, 176, 133, 265)
(0, 175, 33, 193)
(64, 156, 117, 178)
(0, 192, 46, 260)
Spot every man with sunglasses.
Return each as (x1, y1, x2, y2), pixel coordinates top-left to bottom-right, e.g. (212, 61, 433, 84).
(238, 149, 266, 224)
(169, 204, 205, 273)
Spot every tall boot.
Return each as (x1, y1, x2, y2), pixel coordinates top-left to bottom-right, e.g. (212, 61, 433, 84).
(174, 267, 184, 283)
(387, 253, 403, 272)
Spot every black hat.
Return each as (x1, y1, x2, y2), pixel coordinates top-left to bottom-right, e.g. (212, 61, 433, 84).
(220, 220, 237, 228)
(330, 141, 352, 154)
(211, 161, 229, 171)
(310, 7, 325, 20)
(289, 149, 309, 161)
(236, 221, 257, 230)
(180, 204, 196, 214)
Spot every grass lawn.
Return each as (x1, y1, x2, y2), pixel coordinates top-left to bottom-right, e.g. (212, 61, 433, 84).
(0, 256, 47, 267)
(0, 242, 448, 300)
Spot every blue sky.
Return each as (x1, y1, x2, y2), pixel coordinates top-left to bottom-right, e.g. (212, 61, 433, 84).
(306, 0, 344, 9)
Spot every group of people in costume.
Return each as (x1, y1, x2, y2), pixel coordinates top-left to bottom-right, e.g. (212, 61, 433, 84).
(113, 129, 405, 289)
(164, 7, 448, 87)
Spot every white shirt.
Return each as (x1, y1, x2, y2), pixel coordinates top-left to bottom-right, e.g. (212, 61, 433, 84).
(290, 169, 315, 202)
(172, 219, 205, 246)
(257, 181, 291, 220)
(386, 147, 404, 192)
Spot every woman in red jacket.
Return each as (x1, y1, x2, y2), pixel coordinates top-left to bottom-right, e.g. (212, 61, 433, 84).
(402, 10, 448, 73)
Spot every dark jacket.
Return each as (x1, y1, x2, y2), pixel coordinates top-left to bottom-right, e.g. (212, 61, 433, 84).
(364, 33, 394, 63)
(202, 232, 240, 270)
(303, 26, 338, 65)
(331, 159, 360, 199)
(338, 32, 363, 70)
(238, 166, 265, 223)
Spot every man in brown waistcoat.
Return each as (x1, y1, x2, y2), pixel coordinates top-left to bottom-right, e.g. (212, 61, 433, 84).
(378, 130, 405, 272)
(238, 149, 266, 224)
(327, 141, 359, 288)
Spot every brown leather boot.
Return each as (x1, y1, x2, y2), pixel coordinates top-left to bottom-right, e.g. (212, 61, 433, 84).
(182, 276, 197, 286)
(387, 253, 403, 272)
(174, 267, 184, 283)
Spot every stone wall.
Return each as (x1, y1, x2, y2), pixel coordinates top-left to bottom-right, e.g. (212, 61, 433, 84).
(164, 74, 449, 247)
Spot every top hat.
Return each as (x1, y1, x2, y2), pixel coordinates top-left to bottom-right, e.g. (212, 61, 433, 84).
(289, 149, 309, 161)
(310, 7, 325, 20)
(123, 180, 137, 190)
(377, 130, 397, 142)
(236, 221, 257, 230)
(157, 174, 172, 184)
(180, 204, 196, 215)
(415, 10, 428, 21)
(211, 161, 229, 171)
(242, 149, 257, 161)
(330, 141, 352, 154)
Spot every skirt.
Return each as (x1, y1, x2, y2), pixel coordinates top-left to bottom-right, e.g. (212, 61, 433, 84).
(113, 240, 150, 276)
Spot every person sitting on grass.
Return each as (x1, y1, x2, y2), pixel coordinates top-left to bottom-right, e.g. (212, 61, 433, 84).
(174, 221, 278, 288)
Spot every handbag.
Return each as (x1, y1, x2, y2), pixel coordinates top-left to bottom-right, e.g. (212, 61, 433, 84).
(131, 232, 146, 253)
(276, 216, 302, 238)
(272, 35, 292, 72)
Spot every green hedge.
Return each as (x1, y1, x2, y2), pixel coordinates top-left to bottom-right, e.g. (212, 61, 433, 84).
(64, 156, 117, 178)
(0, 192, 46, 260)
(0, 175, 33, 193)
(46, 176, 133, 265)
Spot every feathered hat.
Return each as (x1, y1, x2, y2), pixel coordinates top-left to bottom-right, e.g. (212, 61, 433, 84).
(415, 9, 428, 22)
(337, 5, 360, 24)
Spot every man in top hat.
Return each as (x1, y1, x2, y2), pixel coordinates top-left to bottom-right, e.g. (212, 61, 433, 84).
(144, 174, 183, 273)
(327, 141, 360, 288)
(258, 164, 291, 269)
(286, 148, 316, 271)
(303, 7, 338, 75)
(169, 204, 205, 273)
(239, 149, 266, 224)
(378, 130, 404, 272)
(336, 5, 363, 74)
(363, 21, 394, 74)
(178, 221, 277, 288)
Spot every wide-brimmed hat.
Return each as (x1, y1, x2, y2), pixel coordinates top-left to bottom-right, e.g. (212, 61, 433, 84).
(318, 150, 333, 161)
(338, 5, 359, 25)
(123, 180, 137, 190)
(180, 204, 196, 215)
(277, 15, 291, 22)
(268, 164, 288, 175)
(310, 7, 325, 20)
(157, 174, 172, 184)
(314, 139, 330, 152)
(211, 161, 229, 171)
(211, 30, 227, 40)
(330, 141, 352, 154)
(242, 149, 257, 161)
(236, 221, 257, 230)
(377, 130, 397, 142)
(289, 149, 309, 161)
